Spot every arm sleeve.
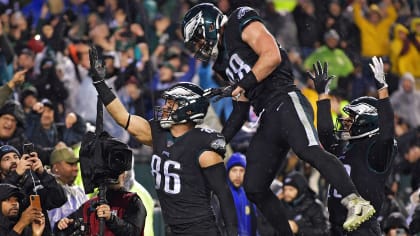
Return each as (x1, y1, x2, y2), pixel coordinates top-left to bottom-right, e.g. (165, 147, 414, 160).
(316, 99, 340, 154)
(202, 163, 238, 235)
(222, 101, 250, 143)
(368, 97, 396, 172)
(37, 171, 67, 210)
(352, 2, 368, 28)
(106, 195, 146, 235)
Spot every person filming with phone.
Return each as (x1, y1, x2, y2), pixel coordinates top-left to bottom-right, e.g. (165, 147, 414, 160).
(0, 144, 66, 235)
(0, 183, 46, 236)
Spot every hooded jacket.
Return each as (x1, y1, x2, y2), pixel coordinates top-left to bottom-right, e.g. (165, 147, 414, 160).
(283, 172, 330, 236)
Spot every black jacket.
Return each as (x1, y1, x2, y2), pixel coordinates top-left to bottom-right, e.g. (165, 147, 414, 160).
(283, 193, 330, 236)
(2, 170, 66, 236)
(0, 213, 33, 236)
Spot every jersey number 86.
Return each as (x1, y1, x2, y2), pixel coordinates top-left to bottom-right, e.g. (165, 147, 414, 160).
(151, 155, 181, 194)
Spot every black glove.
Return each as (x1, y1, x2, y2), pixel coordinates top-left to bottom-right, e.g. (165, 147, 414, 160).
(88, 45, 106, 82)
(203, 85, 236, 102)
(307, 61, 334, 94)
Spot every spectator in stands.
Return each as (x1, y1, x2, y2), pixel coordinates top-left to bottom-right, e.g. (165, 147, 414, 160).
(292, 0, 323, 59)
(409, 189, 420, 234)
(390, 72, 420, 129)
(282, 171, 330, 236)
(323, 0, 361, 63)
(0, 100, 28, 152)
(0, 183, 45, 236)
(304, 29, 354, 91)
(0, 145, 66, 235)
(47, 144, 88, 229)
(15, 48, 36, 84)
(226, 152, 258, 236)
(352, 0, 397, 59)
(390, 23, 420, 78)
(25, 98, 86, 162)
(19, 85, 38, 114)
(383, 212, 410, 236)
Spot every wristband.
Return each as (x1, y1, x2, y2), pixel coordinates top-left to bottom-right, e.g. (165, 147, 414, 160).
(237, 71, 258, 92)
(94, 80, 116, 106)
(124, 114, 131, 130)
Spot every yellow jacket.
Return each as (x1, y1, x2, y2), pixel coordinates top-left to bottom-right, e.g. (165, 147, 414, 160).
(390, 24, 420, 77)
(353, 2, 397, 57)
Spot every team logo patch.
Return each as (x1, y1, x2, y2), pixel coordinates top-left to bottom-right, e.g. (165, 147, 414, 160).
(237, 7, 251, 19)
(211, 138, 226, 150)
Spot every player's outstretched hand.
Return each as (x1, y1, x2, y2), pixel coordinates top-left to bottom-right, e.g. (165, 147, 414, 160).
(307, 61, 334, 95)
(369, 56, 388, 90)
(88, 45, 106, 82)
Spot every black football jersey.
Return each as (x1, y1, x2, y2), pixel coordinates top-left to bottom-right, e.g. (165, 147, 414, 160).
(213, 6, 297, 113)
(149, 120, 226, 226)
(327, 137, 396, 226)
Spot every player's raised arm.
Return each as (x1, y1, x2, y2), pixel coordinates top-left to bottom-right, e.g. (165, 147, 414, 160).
(88, 45, 152, 146)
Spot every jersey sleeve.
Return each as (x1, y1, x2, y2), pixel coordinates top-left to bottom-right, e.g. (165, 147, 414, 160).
(197, 128, 227, 157)
(233, 7, 263, 33)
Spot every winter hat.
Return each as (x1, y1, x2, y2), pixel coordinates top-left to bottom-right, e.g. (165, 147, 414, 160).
(0, 145, 21, 160)
(226, 152, 246, 171)
(40, 98, 54, 110)
(20, 86, 38, 102)
(0, 100, 25, 127)
(383, 212, 409, 233)
(0, 183, 25, 201)
(283, 171, 309, 197)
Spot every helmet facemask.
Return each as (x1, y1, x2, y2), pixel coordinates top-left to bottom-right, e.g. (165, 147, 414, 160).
(184, 27, 219, 62)
(335, 116, 353, 141)
(154, 98, 178, 129)
(335, 102, 379, 140)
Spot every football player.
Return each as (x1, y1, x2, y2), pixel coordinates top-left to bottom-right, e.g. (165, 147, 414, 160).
(312, 57, 397, 235)
(182, 3, 375, 234)
(88, 46, 238, 236)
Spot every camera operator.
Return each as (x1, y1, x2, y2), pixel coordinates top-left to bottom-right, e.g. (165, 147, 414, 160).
(0, 183, 45, 236)
(54, 171, 146, 236)
(0, 144, 66, 235)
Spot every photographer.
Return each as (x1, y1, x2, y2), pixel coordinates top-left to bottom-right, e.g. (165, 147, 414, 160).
(0, 183, 45, 236)
(0, 144, 66, 235)
(54, 171, 146, 236)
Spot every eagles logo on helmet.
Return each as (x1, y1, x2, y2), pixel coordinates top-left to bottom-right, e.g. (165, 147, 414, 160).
(182, 3, 227, 61)
(335, 96, 379, 140)
(154, 82, 209, 129)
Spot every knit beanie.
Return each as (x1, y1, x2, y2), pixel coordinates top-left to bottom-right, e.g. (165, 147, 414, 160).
(226, 152, 246, 171)
(0, 100, 25, 127)
(0, 145, 21, 160)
